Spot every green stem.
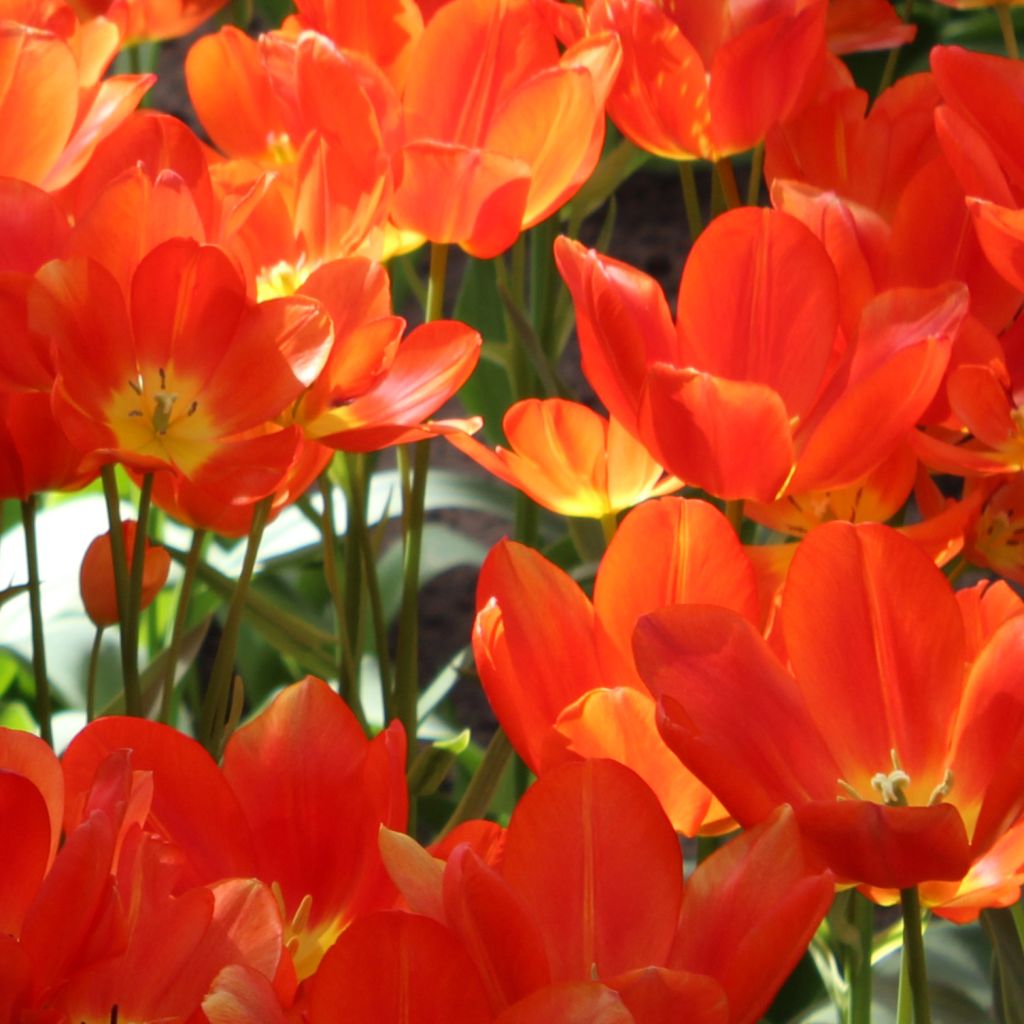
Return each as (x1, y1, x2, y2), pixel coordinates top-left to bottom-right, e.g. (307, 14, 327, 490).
(877, 0, 914, 96)
(426, 242, 449, 324)
(160, 529, 206, 724)
(529, 217, 559, 360)
(200, 495, 273, 757)
(599, 511, 618, 546)
(679, 162, 705, 243)
(1012, 899, 1024, 953)
(846, 893, 875, 1024)
(724, 499, 745, 536)
(86, 627, 104, 722)
(439, 728, 514, 838)
(696, 835, 719, 864)
(997, 4, 1020, 59)
(99, 465, 140, 716)
(20, 496, 52, 745)
(715, 158, 742, 210)
(123, 472, 154, 710)
(394, 441, 430, 759)
(747, 143, 765, 206)
(317, 475, 361, 715)
(343, 453, 393, 713)
(899, 886, 932, 1024)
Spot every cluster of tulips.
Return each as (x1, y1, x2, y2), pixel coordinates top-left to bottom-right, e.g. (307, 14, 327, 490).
(5, 0, 1024, 1019)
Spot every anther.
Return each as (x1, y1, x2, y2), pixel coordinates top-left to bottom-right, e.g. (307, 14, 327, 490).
(927, 769, 954, 806)
(837, 778, 863, 801)
(158, 367, 167, 390)
(127, 377, 143, 396)
(291, 893, 313, 935)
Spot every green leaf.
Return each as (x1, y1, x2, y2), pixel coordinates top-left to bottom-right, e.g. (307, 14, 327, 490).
(983, 907, 1024, 1024)
(453, 258, 515, 444)
(407, 728, 471, 796)
(0, 700, 36, 731)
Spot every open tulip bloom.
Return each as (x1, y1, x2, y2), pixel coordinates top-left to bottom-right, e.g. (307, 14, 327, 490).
(635, 521, 1024, 909)
(8, 0, 1024, 1019)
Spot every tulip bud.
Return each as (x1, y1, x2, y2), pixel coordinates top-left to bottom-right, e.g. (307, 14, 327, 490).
(79, 521, 171, 627)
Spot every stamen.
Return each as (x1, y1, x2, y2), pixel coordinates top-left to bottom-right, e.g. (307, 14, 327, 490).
(870, 768, 910, 806)
(127, 377, 143, 396)
(871, 749, 910, 806)
(837, 778, 863, 801)
(291, 893, 313, 935)
(927, 769, 954, 806)
(187, 400, 198, 417)
(158, 367, 167, 390)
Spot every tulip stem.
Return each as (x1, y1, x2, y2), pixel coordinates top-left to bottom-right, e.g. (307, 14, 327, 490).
(201, 495, 273, 757)
(395, 441, 431, 762)
(341, 453, 393, 719)
(899, 886, 932, 1024)
(317, 475, 362, 718)
(20, 495, 52, 746)
(679, 163, 704, 243)
(1012, 900, 1024, 954)
(426, 242, 449, 324)
(747, 143, 765, 206)
(124, 472, 154, 710)
(845, 892, 874, 1024)
(599, 512, 618, 546)
(160, 529, 207, 724)
(86, 627, 104, 723)
(877, 0, 914, 97)
(100, 465, 141, 717)
(715, 158, 742, 210)
(997, 4, 1020, 59)
(439, 727, 514, 838)
(724, 499, 745, 536)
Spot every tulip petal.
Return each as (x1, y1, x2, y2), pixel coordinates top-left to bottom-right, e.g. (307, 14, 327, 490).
(502, 760, 683, 982)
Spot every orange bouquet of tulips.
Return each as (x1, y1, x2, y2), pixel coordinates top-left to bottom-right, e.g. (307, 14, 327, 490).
(5, 0, 1024, 1019)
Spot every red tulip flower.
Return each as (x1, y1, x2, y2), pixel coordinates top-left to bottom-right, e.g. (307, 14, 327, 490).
(33, 237, 334, 503)
(80, 519, 171, 627)
(391, 0, 621, 257)
(583, 0, 827, 162)
(556, 208, 967, 501)
(636, 521, 1024, 899)
(329, 761, 833, 1024)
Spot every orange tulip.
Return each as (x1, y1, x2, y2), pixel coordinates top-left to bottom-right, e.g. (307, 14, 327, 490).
(287, 0, 424, 87)
(636, 521, 1024, 897)
(361, 762, 833, 1024)
(260, 255, 483, 452)
(446, 398, 681, 519)
(33, 237, 334, 502)
(79, 519, 171, 626)
(391, 0, 621, 257)
(766, 65, 1023, 333)
(0, 0, 152, 191)
(0, 726, 290, 1019)
(556, 210, 967, 501)
(186, 28, 398, 275)
(584, 0, 827, 162)
(62, 678, 409, 981)
(474, 496, 758, 834)
(67, 0, 231, 43)
(824, 0, 915, 54)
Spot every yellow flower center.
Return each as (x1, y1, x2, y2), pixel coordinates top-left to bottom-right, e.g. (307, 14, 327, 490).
(837, 749, 954, 808)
